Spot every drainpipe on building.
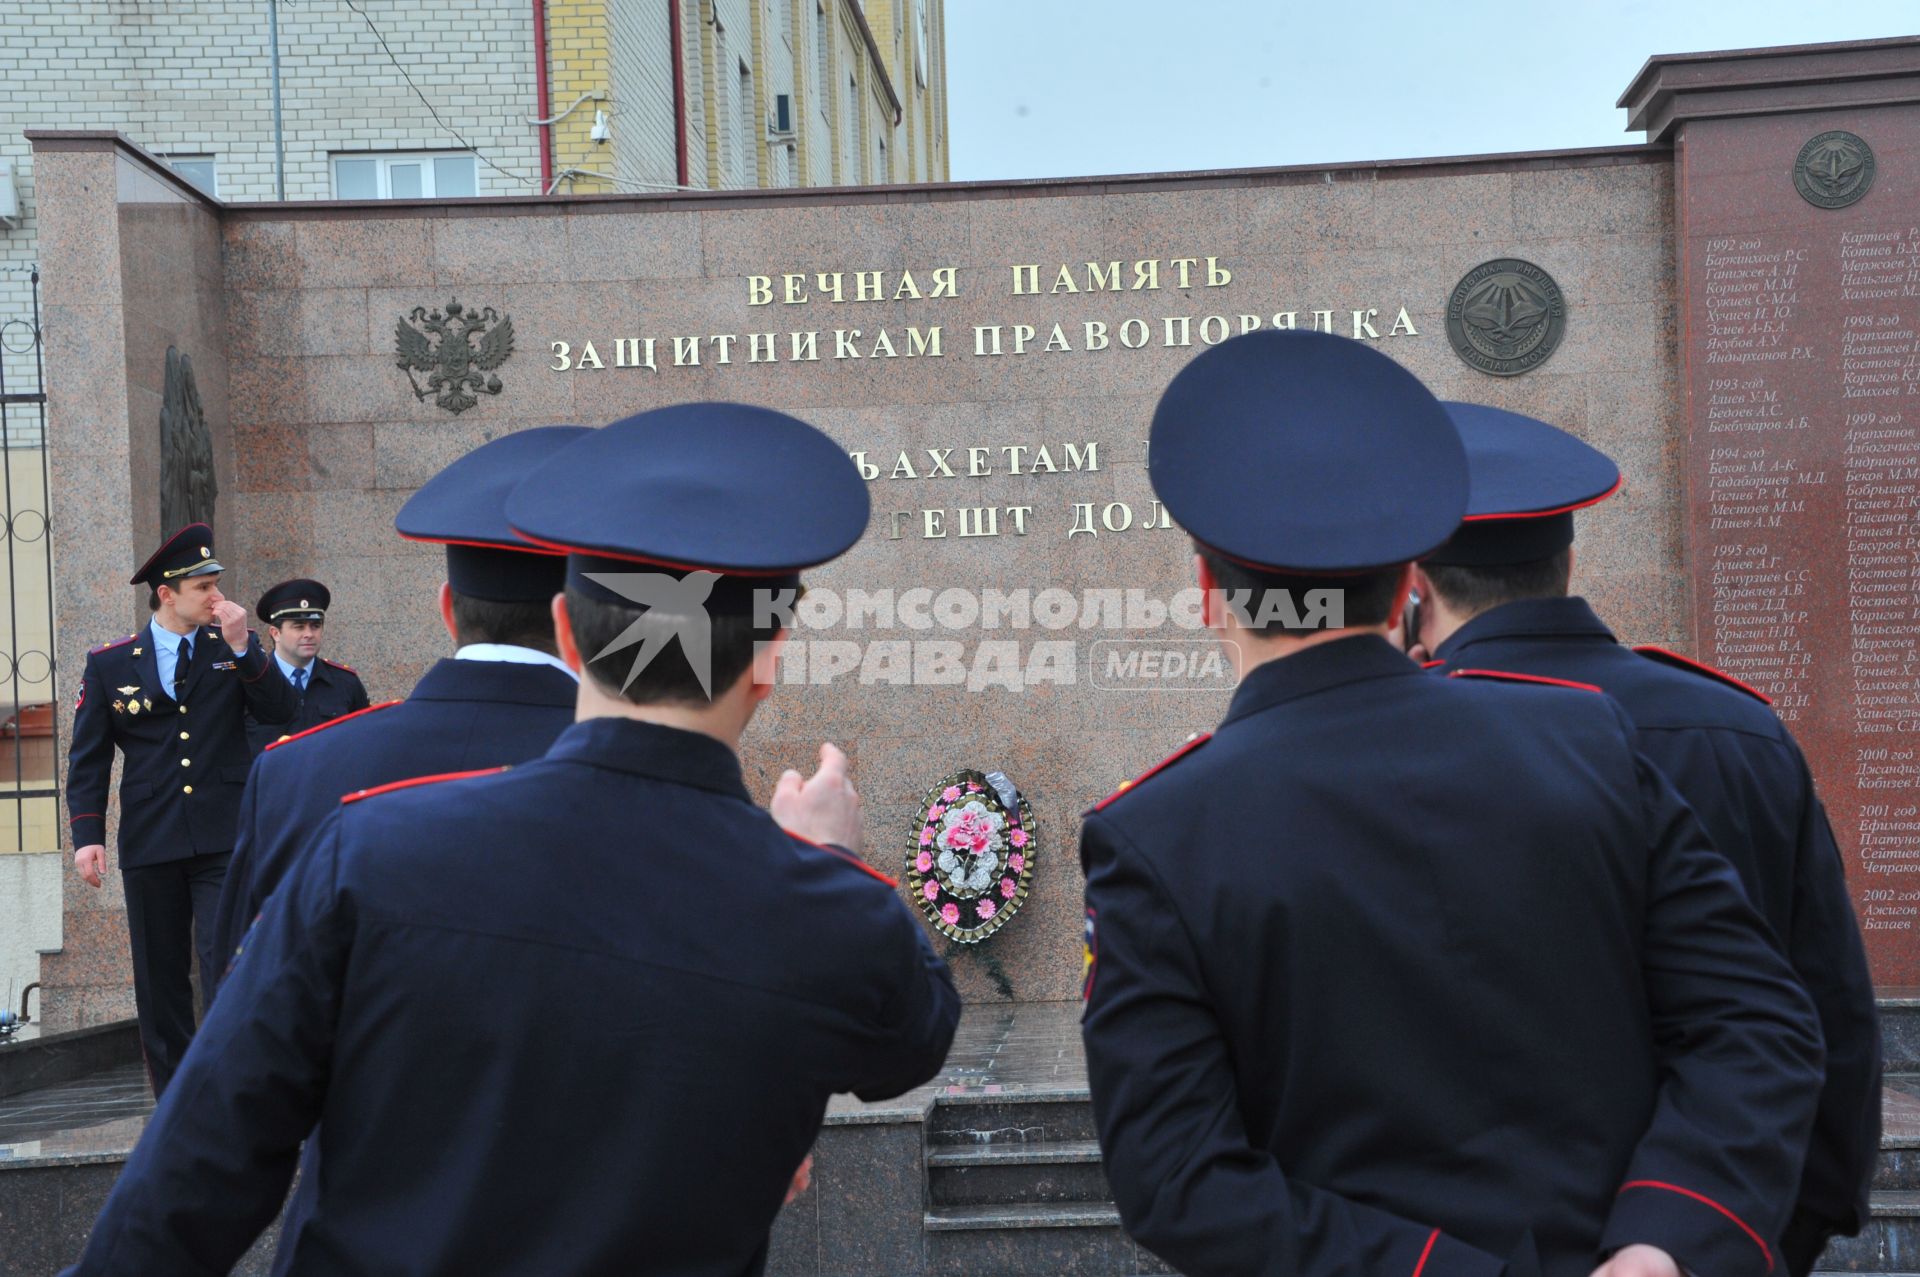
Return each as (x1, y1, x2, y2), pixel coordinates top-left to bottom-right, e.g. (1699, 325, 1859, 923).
(670, 0, 690, 188)
(533, 0, 554, 190)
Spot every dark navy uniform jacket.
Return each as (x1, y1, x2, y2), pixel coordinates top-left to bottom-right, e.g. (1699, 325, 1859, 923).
(1081, 636, 1822, 1277)
(1431, 596, 1881, 1255)
(245, 656, 371, 755)
(212, 657, 578, 980)
(67, 626, 296, 868)
(68, 717, 959, 1277)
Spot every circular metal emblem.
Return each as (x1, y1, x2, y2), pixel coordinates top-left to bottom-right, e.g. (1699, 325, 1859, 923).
(1444, 258, 1567, 378)
(1794, 130, 1875, 209)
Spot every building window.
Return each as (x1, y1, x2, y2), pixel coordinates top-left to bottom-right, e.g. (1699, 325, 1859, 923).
(845, 71, 858, 180)
(734, 57, 753, 187)
(332, 152, 477, 199)
(914, 0, 929, 89)
(814, 3, 829, 119)
(166, 156, 218, 197)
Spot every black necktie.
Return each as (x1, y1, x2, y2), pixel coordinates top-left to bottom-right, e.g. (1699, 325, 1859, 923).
(174, 638, 190, 701)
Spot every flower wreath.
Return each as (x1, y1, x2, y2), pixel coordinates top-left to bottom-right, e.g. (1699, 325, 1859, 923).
(905, 769, 1037, 944)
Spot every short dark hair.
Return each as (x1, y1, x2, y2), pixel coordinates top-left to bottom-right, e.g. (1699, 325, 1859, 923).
(564, 585, 777, 705)
(449, 590, 558, 654)
(1197, 546, 1405, 636)
(148, 589, 161, 612)
(1421, 550, 1573, 620)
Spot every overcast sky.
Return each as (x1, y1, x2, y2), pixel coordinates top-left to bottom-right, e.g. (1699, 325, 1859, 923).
(944, 2, 1917, 181)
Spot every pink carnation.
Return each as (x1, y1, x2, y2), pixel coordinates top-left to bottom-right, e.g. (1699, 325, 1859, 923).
(1009, 829, 1030, 848)
(928, 804, 946, 820)
(942, 785, 963, 802)
(916, 851, 933, 873)
(941, 902, 961, 925)
(1000, 877, 1017, 898)
(918, 826, 935, 846)
(1008, 853, 1025, 873)
(976, 898, 997, 920)
(922, 880, 940, 901)
(966, 782, 982, 792)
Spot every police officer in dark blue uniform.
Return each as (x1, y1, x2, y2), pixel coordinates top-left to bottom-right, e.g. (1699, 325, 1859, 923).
(211, 427, 589, 982)
(1081, 330, 1823, 1277)
(244, 579, 371, 754)
(1414, 403, 1881, 1277)
(65, 523, 296, 1096)
(66, 404, 960, 1276)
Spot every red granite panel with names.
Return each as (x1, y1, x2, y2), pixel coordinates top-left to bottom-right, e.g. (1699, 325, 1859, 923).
(1679, 104, 1920, 980)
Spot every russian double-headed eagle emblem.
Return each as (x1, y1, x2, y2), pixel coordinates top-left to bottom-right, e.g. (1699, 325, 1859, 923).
(395, 299, 515, 415)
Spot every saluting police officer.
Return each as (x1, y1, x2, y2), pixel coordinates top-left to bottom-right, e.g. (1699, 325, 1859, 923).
(243, 579, 370, 754)
(1081, 330, 1822, 1277)
(66, 524, 296, 1097)
(212, 427, 589, 988)
(1414, 403, 1881, 1277)
(66, 404, 959, 1276)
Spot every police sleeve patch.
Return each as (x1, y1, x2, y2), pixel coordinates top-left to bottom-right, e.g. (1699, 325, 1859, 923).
(1082, 908, 1098, 1001)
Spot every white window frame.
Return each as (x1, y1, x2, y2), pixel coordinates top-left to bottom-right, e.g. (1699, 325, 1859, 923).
(914, 0, 929, 89)
(330, 151, 478, 200)
(165, 155, 218, 197)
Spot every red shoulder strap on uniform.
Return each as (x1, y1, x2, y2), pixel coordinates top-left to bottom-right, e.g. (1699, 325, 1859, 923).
(1093, 733, 1213, 811)
(785, 830, 899, 888)
(1630, 645, 1773, 705)
(1448, 668, 1603, 693)
(264, 699, 402, 752)
(341, 765, 509, 805)
(1420, 658, 1446, 670)
(320, 657, 359, 674)
(90, 634, 136, 654)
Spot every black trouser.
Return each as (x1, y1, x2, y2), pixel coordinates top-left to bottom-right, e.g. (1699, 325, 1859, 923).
(122, 851, 229, 1098)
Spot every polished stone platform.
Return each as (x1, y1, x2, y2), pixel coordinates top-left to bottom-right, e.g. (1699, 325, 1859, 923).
(7, 1001, 1920, 1275)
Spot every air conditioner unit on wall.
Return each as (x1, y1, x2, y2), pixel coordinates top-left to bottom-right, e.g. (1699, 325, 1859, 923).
(0, 163, 20, 230)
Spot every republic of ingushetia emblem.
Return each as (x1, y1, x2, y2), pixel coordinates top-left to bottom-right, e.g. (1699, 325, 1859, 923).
(395, 299, 515, 415)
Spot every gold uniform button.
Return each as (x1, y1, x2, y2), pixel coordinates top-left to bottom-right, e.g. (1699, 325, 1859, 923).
(182, 784, 193, 794)
(178, 705, 186, 714)
(180, 758, 191, 768)
(179, 731, 189, 740)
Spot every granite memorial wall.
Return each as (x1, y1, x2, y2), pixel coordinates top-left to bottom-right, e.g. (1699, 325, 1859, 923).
(29, 37, 1919, 1022)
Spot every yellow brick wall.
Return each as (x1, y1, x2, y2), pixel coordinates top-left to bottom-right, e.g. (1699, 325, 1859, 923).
(547, 0, 614, 192)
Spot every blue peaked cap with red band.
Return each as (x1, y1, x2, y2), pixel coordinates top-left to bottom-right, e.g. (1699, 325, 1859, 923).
(504, 402, 870, 610)
(1148, 329, 1468, 572)
(395, 425, 590, 602)
(1422, 403, 1622, 567)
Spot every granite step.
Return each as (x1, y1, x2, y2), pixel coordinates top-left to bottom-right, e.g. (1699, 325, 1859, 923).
(924, 1203, 1167, 1277)
(925, 1094, 1098, 1147)
(928, 1138, 1111, 1207)
(1818, 1191, 1920, 1272)
(1880, 1001, 1920, 1073)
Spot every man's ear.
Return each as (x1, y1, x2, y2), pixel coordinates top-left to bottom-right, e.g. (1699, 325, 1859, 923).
(1384, 563, 1415, 630)
(438, 582, 457, 645)
(1195, 554, 1220, 629)
(748, 629, 790, 704)
(551, 592, 585, 674)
